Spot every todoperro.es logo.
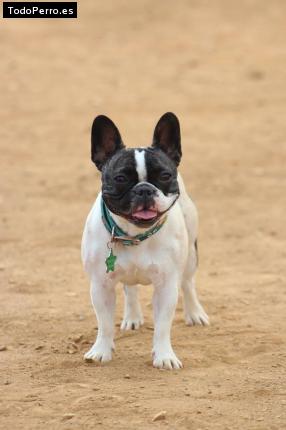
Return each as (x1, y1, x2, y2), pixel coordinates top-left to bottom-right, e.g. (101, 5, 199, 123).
(3, 2, 77, 18)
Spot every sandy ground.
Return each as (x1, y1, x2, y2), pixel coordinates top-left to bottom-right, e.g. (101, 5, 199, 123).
(0, 1, 286, 429)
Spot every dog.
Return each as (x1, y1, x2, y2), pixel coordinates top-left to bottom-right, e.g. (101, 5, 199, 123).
(81, 112, 209, 370)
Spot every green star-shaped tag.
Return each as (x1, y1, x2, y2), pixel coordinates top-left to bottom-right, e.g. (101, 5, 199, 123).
(105, 249, 117, 273)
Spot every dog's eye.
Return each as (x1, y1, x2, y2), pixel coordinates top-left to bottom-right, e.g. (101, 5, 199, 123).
(160, 172, 172, 181)
(114, 175, 127, 183)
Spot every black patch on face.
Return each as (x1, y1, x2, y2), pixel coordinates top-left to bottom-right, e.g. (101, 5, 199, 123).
(145, 147, 180, 196)
(102, 148, 138, 214)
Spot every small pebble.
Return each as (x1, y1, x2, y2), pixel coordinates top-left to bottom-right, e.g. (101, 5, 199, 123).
(0, 346, 7, 352)
(35, 345, 43, 351)
(153, 411, 167, 422)
(124, 374, 130, 379)
(62, 413, 75, 421)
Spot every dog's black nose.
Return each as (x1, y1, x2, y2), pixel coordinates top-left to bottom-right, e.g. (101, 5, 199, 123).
(134, 184, 156, 197)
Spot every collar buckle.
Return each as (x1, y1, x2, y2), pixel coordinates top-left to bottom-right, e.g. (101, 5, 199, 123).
(113, 235, 141, 245)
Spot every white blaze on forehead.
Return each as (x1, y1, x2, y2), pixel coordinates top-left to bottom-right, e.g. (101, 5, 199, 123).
(134, 149, 147, 182)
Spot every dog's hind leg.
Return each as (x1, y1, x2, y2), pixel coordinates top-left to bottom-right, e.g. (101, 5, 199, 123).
(182, 277, 209, 326)
(120, 285, 144, 330)
(181, 243, 209, 326)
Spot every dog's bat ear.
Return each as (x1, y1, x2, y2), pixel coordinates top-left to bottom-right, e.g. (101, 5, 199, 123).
(91, 115, 125, 170)
(152, 112, 182, 166)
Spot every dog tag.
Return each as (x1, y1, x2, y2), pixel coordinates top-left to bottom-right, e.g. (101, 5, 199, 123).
(105, 248, 117, 273)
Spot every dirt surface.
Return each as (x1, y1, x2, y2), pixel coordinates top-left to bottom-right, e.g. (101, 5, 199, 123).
(1, 1, 286, 429)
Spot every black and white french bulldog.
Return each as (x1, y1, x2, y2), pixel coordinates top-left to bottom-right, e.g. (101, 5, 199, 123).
(81, 113, 209, 370)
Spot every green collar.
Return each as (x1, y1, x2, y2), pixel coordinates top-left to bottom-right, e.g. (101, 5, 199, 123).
(101, 198, 167, 246)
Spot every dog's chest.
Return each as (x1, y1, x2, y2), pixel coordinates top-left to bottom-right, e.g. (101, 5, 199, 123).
(110, 243, 162, 285)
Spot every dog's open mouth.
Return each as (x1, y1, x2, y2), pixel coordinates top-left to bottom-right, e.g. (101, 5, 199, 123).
(132, 209, 158, 221)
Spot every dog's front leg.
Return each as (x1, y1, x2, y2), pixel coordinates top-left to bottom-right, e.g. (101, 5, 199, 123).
(84, 279, 115, 363)
(152, 277, 182, 370)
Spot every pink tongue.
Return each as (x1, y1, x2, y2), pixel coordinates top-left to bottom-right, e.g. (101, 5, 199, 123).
(133, 210, 157, 220)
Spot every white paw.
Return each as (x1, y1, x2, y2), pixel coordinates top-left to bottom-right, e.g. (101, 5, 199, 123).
(120, 315, 144, 331)
(185, 304, 209, 326)
(84, 340, 114, 363)
(152, 348, 183, 370)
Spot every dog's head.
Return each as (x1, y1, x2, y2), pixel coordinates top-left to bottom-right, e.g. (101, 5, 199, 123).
(91, 113, 182, 228)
